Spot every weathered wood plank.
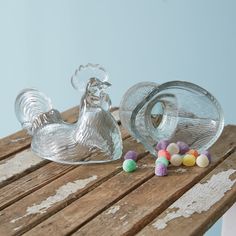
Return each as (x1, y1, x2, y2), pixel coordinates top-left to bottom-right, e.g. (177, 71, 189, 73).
(70, 126, 236, 236)
(205, 125, 236, 160)
(0, 137, 146, 236)
(23, 154, 154, 236)
(0, 167, 118, 235)
(137, 151, 236, 236)
(0, 150, 48, 188)
(0, 130, 31, 160)
(0, 107, 79, 160)
(0, 162, 76, 210)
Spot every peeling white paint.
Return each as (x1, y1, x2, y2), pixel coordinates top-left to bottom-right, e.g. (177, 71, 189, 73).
(0, 149, 43, 183)
(13, 226, 22, 231)
(10, 137, 27, 143)
(10, 216, 22, 224)
(105, 205, 120, 215)
(123, 221, 128, 226)
(120, 214, 127, 220)
(152, 169, 236, 230)
(175, 168, 187, 173)
(11, 175, 97, 223)
(140, 164, 155, 168)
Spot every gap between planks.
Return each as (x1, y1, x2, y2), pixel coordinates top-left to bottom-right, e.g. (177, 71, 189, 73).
(66, 127, 236, 236)
(0, 111, 234, 235)
(0, 131, 130, 211)
(69, 147, 236, 236)
(0, 162, 76, 210)
(22, 154, 154, 236)
(21, 126, 236, 236)
(137, 151, 236, 236)
(0, 137, 147, 236)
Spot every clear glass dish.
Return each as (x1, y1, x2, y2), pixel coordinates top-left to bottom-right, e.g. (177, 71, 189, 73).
(119, 81, 224, 156)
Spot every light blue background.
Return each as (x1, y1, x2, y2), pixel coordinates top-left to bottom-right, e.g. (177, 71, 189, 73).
(1, 1, 236, 234)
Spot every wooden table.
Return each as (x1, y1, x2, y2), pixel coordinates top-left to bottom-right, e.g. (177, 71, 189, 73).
(0, 107, 236, 236)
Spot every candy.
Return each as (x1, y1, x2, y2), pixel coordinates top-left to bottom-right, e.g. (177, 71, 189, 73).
(166, 143, 180, 155)
(155, 139, 170, 151)
(170, 154, 183, 166)
(156, 157, 169, 167)
(196, 154, 209, 168)
(157, 150, 171, 160)
(122, 159, 137, 172)
(124, 150, 138, 161)
(176, 141, 189, 154)
(155, 163, 168, 176)
(201, 150, 211, 163)
(182, 154, 196, 166)
(187, 149, 199, 158)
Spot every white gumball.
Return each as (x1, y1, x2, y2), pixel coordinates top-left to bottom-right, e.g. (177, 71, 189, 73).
(196, 154, 209, 168)
(170, 154, 183, 166)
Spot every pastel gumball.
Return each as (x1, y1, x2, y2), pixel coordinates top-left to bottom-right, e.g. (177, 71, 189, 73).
(201, 150, 211, 163)
(176, 141, 189, 154)
(157, 150, 171, 160)
(155, 163, 168, 176)
(183, 154, 196, 167)
(124, 150, 138, 161)
(155, 157, 169, 167)
(187, 149, 199, 158)
(122, 159, 137, 172)
(166, 143, 180, 155)
(155, 139, 170, 151)
(170, 154, 183, 166)
(196, 154, 209, 168)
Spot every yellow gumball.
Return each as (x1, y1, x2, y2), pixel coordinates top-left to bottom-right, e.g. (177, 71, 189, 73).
(183, 154, 196, 167)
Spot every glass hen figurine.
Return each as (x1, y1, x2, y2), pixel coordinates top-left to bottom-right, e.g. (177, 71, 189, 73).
(15, 64, 123, 164)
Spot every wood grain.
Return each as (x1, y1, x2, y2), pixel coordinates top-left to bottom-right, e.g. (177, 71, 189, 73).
(137, 151, 236, 236)
(0, 137, 146, 235)
(24, 155, 154, 236)
(0, 150, 48, 188)
(0, 162, 76, 210)
(70, 126, 236, 236)
(0, 103, 235, 236)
